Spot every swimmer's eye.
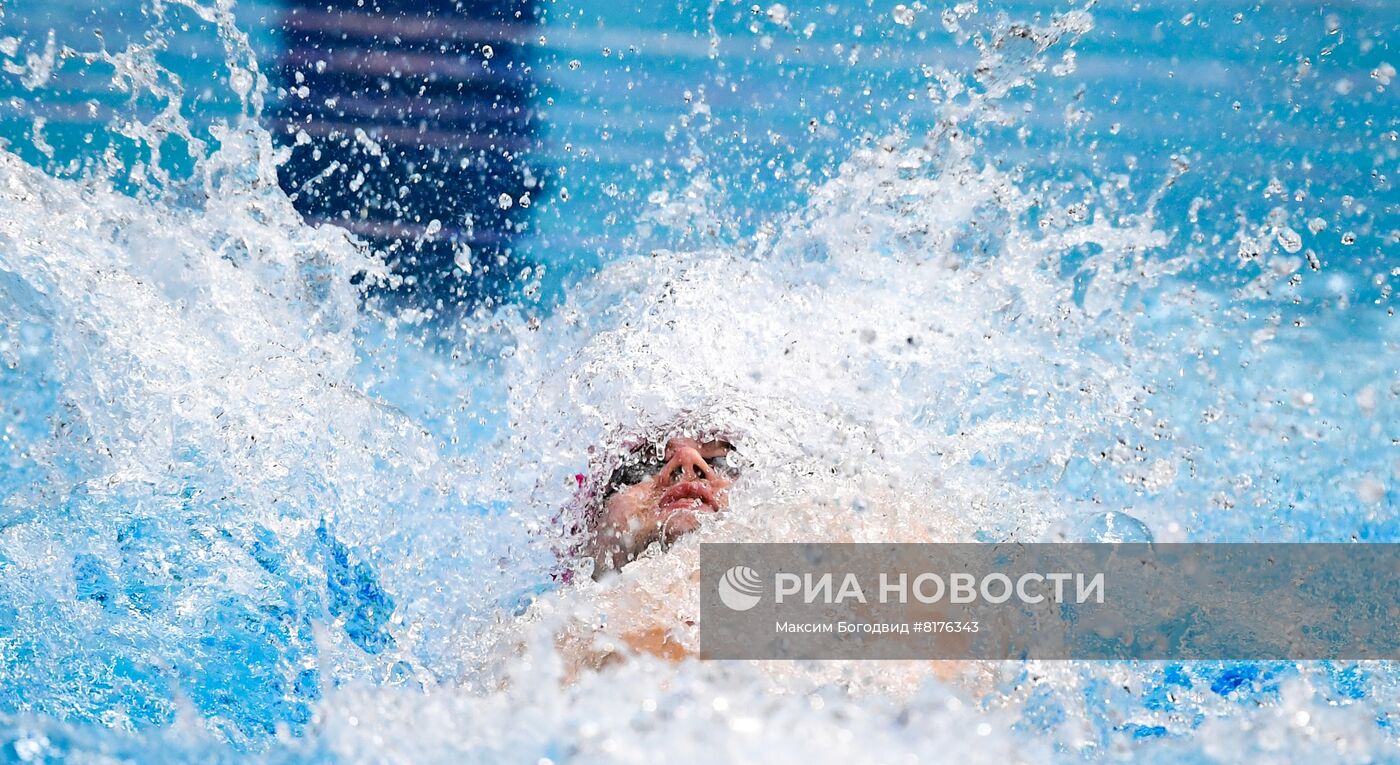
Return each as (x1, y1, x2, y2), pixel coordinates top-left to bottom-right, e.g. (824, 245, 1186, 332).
(608, 458, 665, 491)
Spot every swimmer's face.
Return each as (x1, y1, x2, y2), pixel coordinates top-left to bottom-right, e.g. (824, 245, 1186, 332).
(588, 437, 738, 577)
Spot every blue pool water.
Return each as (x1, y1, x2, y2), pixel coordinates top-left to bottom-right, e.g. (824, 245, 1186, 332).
(0, 0, 1396, 761)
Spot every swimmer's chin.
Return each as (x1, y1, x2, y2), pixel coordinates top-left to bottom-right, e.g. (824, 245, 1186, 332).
(659, 503, 720, 540)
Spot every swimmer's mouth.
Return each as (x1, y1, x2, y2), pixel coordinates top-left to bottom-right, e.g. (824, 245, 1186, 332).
(658, 482, 720, 513)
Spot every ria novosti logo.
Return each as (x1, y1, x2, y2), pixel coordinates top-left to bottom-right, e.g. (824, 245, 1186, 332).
(717, 565, 763, 611)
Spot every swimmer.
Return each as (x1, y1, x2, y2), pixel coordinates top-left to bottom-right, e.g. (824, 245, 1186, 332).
(539, 424, 989, 693)
(531, 429, 739, 671)
(581, 436, 740, 578)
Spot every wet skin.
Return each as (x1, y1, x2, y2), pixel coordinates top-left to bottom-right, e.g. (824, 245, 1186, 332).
(587, 437, 736, 578)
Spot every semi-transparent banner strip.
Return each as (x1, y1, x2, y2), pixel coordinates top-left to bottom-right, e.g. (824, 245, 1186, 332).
(699, 543, 1400, 660)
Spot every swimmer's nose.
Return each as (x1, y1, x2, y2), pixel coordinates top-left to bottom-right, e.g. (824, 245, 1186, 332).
(659, 444, 713, 484)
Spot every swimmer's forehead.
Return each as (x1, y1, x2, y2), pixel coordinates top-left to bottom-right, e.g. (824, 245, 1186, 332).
(617, 436, 736, 463)
(663, 436, 734, 456)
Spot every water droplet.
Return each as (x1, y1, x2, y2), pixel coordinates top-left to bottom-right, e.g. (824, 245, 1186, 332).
(497, 193, 514, 210)
(892, 4, 916, 26)
(1076, 511, 1153, 543)
(1357, 478, 1386, 505)
(482, 45, 494, 60)
(1356, 386, 1378, 416)
(229, 69, 253, 99)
